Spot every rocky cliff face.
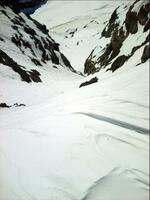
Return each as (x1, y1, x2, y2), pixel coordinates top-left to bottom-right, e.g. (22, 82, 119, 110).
(0, 4, 75, 83)
(84, 0, 150, 75)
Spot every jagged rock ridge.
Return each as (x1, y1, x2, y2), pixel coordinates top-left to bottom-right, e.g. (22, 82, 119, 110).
(0, 4, 75, 83)
(84, 0, 150, 75)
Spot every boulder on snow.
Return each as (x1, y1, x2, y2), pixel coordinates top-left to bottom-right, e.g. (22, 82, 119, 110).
(79, 77, 98, 88)
(0, 102, 26, 109)
(0, 103, 10, 108)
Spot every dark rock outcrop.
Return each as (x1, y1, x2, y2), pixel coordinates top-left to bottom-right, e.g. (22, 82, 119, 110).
(0, 103, 10, 108)
(0, 102, 26, 108)
(0, 37, 5, 42)
(107, 55, 129, 72)
(144, 18, 150, 32)
(125, 11, 138, 34)
(125, 0, 150, 34)
(138, 2, 150, 25)
(10, 16, 60, 66)
(141, 45, 150, 63)
(14, 103, 26, 107)
(100, 26, 127, 68)
(79, 77, 98, 88)
(60, 53, 76, 72)
(101, 7, 119, 38)
(84, 59, 97, 75)
(30, 58, 42, 66)
(0, 49, 41, 83)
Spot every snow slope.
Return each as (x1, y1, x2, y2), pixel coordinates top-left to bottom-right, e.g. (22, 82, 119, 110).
(0, 56, 149, 200)
(0, 1, 149, 200)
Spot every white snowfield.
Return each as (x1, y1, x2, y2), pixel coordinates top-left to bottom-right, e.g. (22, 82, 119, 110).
(0, 1, 149, 200)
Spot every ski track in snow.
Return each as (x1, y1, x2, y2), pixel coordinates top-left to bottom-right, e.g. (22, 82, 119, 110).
(73, 112, 149, 135)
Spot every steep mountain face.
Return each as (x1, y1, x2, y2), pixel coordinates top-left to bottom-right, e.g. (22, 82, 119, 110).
(0, 4, 75, 83)
(84, 0, 150, 75)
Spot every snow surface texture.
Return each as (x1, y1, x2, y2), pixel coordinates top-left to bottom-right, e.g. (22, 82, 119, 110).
(0, 1, 149, 200)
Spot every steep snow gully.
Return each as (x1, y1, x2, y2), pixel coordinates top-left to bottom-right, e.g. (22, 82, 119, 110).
(0, 1, 149, 200)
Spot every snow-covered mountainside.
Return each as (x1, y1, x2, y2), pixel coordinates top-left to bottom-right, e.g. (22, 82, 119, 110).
(33, 0, 123, 72)
(84, 0, 150, 75)
(0, 1, 149, 200)
(0, 4, 75, 82)
(0, 3, 77, 105)
(34, 0, 150, 74)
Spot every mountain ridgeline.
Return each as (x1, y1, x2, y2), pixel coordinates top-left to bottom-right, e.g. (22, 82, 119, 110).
(84, 0, 150, 75)
(0, 0, 149, 83)
(0, 3, 75, 83)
